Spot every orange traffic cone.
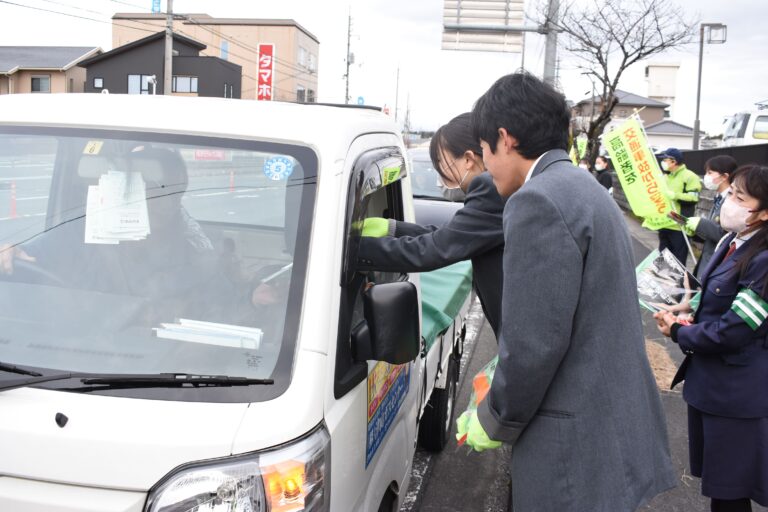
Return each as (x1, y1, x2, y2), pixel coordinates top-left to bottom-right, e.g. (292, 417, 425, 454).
(9, 181, 17, 219)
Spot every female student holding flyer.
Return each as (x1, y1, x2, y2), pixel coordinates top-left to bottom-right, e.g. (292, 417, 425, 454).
(656, 164, 768, 512)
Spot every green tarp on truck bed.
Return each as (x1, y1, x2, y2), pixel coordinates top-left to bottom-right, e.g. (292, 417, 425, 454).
(419, 261, 473, 350)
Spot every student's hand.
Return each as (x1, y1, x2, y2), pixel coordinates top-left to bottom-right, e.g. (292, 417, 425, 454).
(0, 244, 35, 275)
(361, 217, 390, 238)
(653, 311, 676, 337)
(457, 411, 502, 452)
(684, 217, 700, 236)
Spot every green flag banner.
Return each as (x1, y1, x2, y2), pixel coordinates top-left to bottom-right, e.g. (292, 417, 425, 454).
(604, 118, 676, 230)
(577, 137, 587, 159)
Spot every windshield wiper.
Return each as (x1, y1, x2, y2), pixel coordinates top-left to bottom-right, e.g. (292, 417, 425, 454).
(0, 372, 273, 393)
(0, 361, 43, 377)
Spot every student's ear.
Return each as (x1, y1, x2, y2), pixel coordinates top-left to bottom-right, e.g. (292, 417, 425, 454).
(461, 150, 476, 170)
(497, 128, 518, 154)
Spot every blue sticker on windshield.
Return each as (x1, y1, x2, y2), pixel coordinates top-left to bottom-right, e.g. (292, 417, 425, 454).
(263, 156, 294, 181)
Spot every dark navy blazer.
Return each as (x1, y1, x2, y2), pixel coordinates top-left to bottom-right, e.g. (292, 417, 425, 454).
(357, 172, 505, 338)
(672, 233, 768, 418)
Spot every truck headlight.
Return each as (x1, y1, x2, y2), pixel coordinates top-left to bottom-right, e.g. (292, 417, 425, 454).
(145, 424, 330, 512)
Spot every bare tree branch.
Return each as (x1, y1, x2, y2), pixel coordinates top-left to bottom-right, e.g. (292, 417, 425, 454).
(536, 0, 696, 164)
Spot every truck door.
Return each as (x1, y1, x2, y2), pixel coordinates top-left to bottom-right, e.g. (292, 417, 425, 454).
(327, 138, 424, 512)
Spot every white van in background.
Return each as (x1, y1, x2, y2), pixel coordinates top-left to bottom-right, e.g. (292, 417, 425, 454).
(722, 108, 768, 146)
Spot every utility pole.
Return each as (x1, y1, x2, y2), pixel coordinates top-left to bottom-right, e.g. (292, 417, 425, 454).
(394, 65, 400, 122)
(344, 11, 352, 104)
(164, 0, 173, 95)
(542, 0, 560, 87)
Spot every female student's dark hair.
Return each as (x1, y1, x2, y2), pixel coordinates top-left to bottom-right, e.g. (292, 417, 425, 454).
(596, 155, 610, 169)
(705, 155, 738, 174)
(729, 164, 768, 293)
(470, 71, 570, 159)
(428, 113, 482, 181)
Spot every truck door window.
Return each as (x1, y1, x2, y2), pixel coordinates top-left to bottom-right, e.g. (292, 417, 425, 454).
(335, 148, 406, 398)
(753, 115, 768, 140)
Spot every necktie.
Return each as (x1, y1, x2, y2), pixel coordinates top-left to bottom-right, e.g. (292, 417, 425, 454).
(711, 195, 723, 220)
(723, 241, 737, 262)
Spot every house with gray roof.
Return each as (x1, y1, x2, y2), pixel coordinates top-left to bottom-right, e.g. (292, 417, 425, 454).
(645, 120, 705, 151)
(571, 89, 671, 132)
(0, 46, 101, 95)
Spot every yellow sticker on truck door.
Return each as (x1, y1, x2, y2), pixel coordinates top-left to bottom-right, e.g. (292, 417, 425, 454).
(366, 361, 410, 467)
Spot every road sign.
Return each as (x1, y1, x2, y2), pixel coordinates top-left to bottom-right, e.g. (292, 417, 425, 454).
(442, 0, 525, 53)
(357, 96, 364, 105)
(151, 0, 161, 13)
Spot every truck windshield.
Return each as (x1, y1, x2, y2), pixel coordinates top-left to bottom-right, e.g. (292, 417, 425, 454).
(0, 127, 316, 401)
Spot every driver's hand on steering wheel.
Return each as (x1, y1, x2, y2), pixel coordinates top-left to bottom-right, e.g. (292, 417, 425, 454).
(0, 244, 36, 275)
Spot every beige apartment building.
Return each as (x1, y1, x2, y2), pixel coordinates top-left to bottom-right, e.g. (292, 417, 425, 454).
(0, 47, 101, 95)
(112, 13, 319, 102)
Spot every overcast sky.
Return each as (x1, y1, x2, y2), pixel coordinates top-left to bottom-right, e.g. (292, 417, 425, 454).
(2, 0, 767, 134)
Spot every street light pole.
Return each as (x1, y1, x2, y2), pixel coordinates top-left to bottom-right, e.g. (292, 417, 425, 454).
(164, 0, 173, 95)
(693, 22, 727, 150)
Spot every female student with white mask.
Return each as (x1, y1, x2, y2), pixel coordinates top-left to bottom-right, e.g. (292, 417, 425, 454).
(357, 112, 506, 338)
(656, 164, 768, 512)
(685, 155, 738, 278)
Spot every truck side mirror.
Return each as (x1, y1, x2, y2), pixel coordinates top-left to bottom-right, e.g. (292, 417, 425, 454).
(352, 281, 420, 364)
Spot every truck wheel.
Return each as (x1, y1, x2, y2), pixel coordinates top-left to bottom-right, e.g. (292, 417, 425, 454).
(418, 355, 458, 452)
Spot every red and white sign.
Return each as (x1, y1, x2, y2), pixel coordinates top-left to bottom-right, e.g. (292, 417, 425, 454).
(257, 44, 275, 101)
(193, 149, 231, 161)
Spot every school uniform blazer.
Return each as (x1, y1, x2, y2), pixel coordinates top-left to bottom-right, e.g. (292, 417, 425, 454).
(671, 233, 768, 418)
(692, 190, 729, 279)
(477, 149, 675, 511)
(356, 172, 505, 337)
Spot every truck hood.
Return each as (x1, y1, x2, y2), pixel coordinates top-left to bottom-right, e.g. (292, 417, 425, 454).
(0, 387, 249, 490)
(0, 351, 326, 491)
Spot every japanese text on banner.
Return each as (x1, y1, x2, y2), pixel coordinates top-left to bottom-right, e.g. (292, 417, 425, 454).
(257, 44, 274, 101)
(604, 117, 676, 230)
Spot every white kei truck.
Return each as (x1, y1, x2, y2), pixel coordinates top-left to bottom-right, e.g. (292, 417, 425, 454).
(0, 94, 472, 512)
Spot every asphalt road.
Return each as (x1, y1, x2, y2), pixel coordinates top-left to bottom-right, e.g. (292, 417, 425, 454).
(404, 217, 767, 512)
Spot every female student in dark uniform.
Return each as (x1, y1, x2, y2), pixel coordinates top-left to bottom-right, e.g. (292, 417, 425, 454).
(655, 164, 768, 512)
(357, 113, 506, 338)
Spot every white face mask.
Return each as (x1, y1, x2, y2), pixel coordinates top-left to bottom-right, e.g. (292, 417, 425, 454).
(661, 160, 670, 172)
(703, 174, 722, 191)
(441, 186, 466, 202)
(594, 163, 606, 171)
(719, 196, 755, 233)
(578, 164, 589, 170)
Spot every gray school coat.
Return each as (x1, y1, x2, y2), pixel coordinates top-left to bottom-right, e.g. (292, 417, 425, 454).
(478, 150, 676, 511)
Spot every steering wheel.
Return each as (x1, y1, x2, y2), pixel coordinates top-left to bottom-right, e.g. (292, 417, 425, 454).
(5, 259, 66, 287)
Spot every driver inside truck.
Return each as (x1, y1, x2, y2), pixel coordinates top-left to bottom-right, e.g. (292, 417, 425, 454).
(0, 147, 234, 324)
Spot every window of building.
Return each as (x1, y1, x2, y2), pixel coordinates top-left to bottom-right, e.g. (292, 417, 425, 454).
(298, 46, 307, 68)
(223, 83, 234, 98)
(308, 53, 317, 72)
(221, 40, 229, 61)
(93, 78, 104, 89)
(128, 74, 152, 95)
(172, 76, 198, 93)
(307, 89, 315, 103)
(296, 85, 306, 103)
(68, 78, 74, 93)
(31, 75, 50, 93)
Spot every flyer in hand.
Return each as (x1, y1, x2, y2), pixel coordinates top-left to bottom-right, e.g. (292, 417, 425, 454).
(635, 248, 701, 313)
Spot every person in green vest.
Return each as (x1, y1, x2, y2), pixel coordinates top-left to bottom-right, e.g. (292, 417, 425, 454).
(658, 147, 701, 265)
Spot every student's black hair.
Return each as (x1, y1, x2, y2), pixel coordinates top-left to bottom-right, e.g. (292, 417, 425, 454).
(729, 164, 768, 293)
(705, 155, 738, 175)
(429, 112, 483, 181)
(596, 155, 610, 168)
(470, 71, 570, 159)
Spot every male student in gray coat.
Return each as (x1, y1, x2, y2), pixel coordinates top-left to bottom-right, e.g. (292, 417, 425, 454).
(464, 72, 676, 511)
